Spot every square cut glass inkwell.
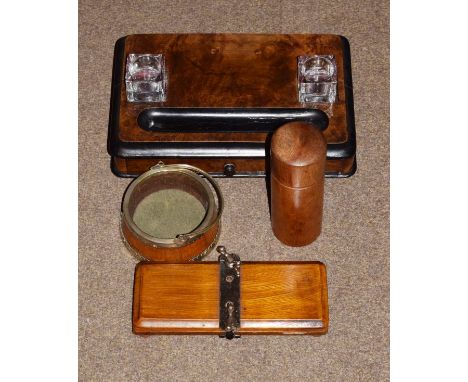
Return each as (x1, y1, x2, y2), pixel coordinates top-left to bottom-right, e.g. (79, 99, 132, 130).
(298, 55, 337, 104)
(125, 54, 167, 102)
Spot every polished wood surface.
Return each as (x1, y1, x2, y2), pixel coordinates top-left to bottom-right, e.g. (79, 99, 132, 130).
(112, 155, 355, 177)
(110, 34, 355, 177)
(119, 34, 348, 143)
(121, 217, 219, 262)
(270, 123, 326, 246)
(133, 261, 328, 335)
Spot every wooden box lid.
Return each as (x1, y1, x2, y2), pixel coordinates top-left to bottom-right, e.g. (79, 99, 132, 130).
(133, 261, 328, 336)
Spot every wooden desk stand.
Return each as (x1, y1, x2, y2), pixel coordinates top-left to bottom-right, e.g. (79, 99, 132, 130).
(133, 261, 328, 336)
(109, 33, 356, 178)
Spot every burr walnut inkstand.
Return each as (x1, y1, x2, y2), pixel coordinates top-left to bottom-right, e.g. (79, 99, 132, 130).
(108, 34, 356, 178)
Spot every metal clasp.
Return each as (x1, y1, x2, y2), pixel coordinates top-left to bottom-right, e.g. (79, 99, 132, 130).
(218, 246, 241, 339)
(150, 161, 165, 170)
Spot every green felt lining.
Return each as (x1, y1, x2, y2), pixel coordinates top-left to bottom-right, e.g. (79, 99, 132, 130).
(132, 189, 206, 239)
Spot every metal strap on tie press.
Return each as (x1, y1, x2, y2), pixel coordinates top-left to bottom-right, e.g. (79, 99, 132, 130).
(217, 246, 241, 339)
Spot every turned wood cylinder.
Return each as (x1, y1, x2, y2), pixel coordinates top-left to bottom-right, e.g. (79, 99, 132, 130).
(270, 122, 327, 246)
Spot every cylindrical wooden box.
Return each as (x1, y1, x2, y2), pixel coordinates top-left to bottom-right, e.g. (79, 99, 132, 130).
(270, 122, 327, 246)
(121, 163, 223, 261)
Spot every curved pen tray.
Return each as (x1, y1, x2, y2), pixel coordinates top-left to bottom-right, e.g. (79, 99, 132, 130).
(137, 107, 329, 133)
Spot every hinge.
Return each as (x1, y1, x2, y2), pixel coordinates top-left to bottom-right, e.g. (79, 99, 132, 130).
(218, 246, 241, 339)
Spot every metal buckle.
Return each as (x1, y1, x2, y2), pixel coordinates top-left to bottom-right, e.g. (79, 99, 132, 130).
(217, 246, 241, 339)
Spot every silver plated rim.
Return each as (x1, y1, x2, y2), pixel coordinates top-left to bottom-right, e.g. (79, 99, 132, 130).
(121, 163, 223, 248)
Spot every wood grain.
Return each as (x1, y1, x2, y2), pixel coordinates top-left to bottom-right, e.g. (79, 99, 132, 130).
(133, 261, 328, 335)
(270, 122, 326, 246)
(109, 34, 355, 177)
(122, 215, 219, 262)
(118, 34, 348, 142)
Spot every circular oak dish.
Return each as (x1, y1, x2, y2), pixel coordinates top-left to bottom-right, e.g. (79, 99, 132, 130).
(121, 163, 223, 262)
